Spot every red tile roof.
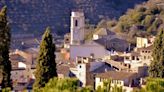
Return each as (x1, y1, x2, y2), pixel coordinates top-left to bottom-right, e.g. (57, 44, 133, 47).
(96, 71, 137, 80)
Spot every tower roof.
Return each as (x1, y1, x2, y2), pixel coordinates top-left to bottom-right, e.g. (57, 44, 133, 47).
(71, 10, 84, 17)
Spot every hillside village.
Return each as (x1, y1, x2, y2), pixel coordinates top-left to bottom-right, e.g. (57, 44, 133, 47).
(5, 10, 158, 92)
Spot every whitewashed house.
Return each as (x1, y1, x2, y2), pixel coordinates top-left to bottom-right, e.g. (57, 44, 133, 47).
(95, 71, 138, 92)
(70, 56, 112, 87)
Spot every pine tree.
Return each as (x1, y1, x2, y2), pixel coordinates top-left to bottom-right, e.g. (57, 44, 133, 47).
(0, 6, 12, 89)
(149, 27, 164, 78)
(33, 27, 57, 90)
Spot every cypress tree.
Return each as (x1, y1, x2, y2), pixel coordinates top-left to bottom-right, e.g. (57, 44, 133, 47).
(0, 6, 12, 89)
(149, 27, 164, 78)
(33, 27, 57, 90)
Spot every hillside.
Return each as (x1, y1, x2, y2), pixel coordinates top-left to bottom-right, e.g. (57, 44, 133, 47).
(0, 0, 147, 35)
(95, 0, 164, 44)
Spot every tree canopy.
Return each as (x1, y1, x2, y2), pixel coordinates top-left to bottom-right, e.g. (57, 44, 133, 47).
(149, 27, 164, 78)
(33, 27, 57, 91)
(0, 6, 12, 90)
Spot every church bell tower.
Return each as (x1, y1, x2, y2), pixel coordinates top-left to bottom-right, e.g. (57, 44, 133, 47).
(70, 11, 85, 45)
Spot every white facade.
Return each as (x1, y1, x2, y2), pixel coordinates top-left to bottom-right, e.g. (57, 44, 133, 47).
(70, 44, 107, 60)
(93, 34, 100, 40)
(70, 11, 85, 45)
(95, 78, 133, 92)
(77, 63, 88, 87)
(70, 58, 108, 87)
(136, 37, 148, 48)
(18, 62, 27, 68)
(136, 37, 154, 48)
(95, 77, 124, 89)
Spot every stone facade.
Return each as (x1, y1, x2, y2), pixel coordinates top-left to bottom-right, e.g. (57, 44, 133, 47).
(70, 11, 85, 45)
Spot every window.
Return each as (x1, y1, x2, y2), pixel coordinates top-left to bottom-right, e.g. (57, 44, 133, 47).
(137, 57, 139, 60)
(148, 56, 150, 59)
(132, 56, 135, 60)
(78, 61, 81, 63)
(125, 57, 129, 60)
(75, 20, 78, 27)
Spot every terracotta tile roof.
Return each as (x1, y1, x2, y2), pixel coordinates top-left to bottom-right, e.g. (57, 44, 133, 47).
(10, 54, 25, 61)
(138, 45, 153, 51)
(96, 71, 137, 80)
(130, 52, 141, 56)
(57, 65, 70, 76)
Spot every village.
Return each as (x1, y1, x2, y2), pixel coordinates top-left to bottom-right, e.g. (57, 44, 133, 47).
(7, 11, 157, 92)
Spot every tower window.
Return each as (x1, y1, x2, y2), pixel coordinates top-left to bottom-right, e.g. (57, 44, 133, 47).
(75, 20, 78, 27)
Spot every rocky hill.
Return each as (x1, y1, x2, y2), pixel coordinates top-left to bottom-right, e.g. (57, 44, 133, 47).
(0, 0, 147, 35)
(93, 0, 164, 44)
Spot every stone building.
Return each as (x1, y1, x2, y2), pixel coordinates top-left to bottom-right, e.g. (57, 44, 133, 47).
(95, 71, 138, 92)
(70, 11, 85, 45)
(70, 56, 112, 87)
(136, 36, 155, 48)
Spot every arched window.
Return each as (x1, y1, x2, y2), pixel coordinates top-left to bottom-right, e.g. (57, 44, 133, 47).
(75, 20, 78, 27)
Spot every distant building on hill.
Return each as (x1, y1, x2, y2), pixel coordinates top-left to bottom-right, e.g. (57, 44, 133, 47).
(136, 36, 155, 48)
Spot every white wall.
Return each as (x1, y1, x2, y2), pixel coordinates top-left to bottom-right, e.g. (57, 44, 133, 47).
(95, 78, 125, 90)
(93, 34, 100, 40)
(95, 77, 103, 89)
(136, 37, 148, 48)
(70, 44, 107, 60)
(18, 62, 27, 68)
(70, 12, 85, 45)
(77, 64, 87, 87)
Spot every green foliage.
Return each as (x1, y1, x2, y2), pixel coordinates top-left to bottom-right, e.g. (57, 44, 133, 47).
(134, 78, 164, 92)
(97, 19, 107, 28)
(102, 79, 111, 92)
(145, 78, 164, 92)
(141, 15, 155, 27)
(2, 87, 11, 92)
(111, 85, 125, 92)
(33, 27, 57, 90)
(97, 2, 164, 39)
(41, 78, 78, 92)
(79, 86, 93, 92)
(147, 5, 162, 15)
(106, 20, 117, 28)
(149, 27, 164, 78)
(137, 6, 147, 12)
(0, 6, 12, 90)
(132, 12, 145, 23)
(36, 77, 93, 92)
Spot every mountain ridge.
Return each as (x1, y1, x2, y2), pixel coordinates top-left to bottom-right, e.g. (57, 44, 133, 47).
(0, 0, 147, 35)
